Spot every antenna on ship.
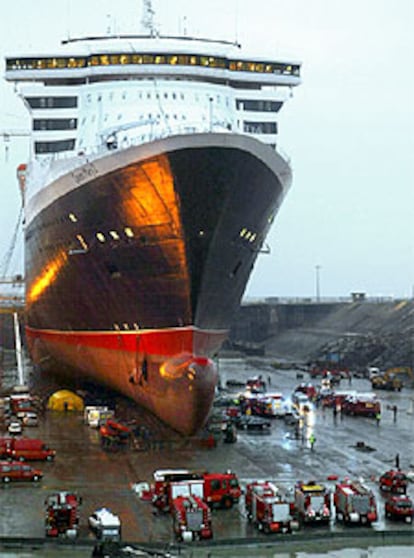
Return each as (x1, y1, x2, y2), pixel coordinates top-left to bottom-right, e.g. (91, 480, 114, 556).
(141, 0, 158, 36)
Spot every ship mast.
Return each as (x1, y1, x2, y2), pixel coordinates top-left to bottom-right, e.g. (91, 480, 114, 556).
(141, 0, 158, 36)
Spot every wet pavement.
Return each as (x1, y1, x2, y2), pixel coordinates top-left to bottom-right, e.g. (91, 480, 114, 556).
(0, 356, 413, 554)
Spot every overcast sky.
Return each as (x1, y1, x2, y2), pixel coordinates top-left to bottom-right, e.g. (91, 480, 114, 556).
(0, 0, 413, 299)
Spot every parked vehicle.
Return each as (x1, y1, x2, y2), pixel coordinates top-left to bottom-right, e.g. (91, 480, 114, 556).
(151, 469, 241, 511)
(0, 461, 43, 483)
(45, 491, 81, 538)
(203, 471, 241, 509)
(334, 481, 377, 525)
(84, 406, 115, 428)
(7, 420, 22, 435)
(245, 480, 299, 534)
(100, 419, 131, 449)
(234, 415, 272, 431)
(341, 393, 381, 417)
(294, 383, 318, 401)
(294, 481, 331, 524)
(371, 372, 403, 391)
(245, 376, 267, 394)
(172, 495, 213, 542)
(385, 495, 414, 523)
(88, 508, 121, 541)
(379, 470, 409, 494)
(2, 437, 56, 461)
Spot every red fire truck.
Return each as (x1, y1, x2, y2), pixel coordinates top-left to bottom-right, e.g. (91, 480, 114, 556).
(152, 469, 241, 511)
(172, 495, 213, 542)
(334, 481, 377, 525)
(379, 470, 409, 494)
(341, 393, 380, 417)
(294, 481, 331, 524)
(245, 480, 299, 534)
(45, 491, 82, 538)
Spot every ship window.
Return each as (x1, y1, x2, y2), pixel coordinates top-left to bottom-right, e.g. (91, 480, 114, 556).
(236, 100, 282, 112)
(131, 54, 143, 64)
(190, 56, 197, 65)
(109, 230, 120, 240)
(143, 55, 154, 64)
(124, 227, 134, 238)
(110, 55, 120, 65)
(96, 232, 105, 242)
(244, 121, 277, 134)
(33, 118, 78, 131)
(168, 55, 178, 65)
(26, 96, 77, 109)
(68, 213, 78, 222)
(172, 93, 176, 100)
(34, 139, 75, 154)
(100, 55, 110, 65)
(178, 55, 189, 65)
(155, 55, 165, 64)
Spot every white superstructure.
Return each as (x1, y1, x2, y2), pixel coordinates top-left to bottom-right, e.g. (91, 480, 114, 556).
(5, 34, 301, 199)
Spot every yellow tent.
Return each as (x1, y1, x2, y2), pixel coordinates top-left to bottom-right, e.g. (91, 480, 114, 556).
(47, 389, 84, 412)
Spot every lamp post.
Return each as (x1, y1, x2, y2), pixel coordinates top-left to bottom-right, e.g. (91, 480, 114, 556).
(315, 265, 321, 302)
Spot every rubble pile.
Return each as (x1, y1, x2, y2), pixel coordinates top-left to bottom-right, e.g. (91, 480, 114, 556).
(311, 330, 413, 373)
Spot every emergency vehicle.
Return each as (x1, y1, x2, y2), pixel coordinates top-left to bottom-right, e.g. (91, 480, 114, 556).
(245, 393, 286, 418)
(334, 481, 377, 525)
(1, 437, 56, 461)
(99, 418, 131, 449)
(151, 469, 241, 511)
(245, 480, 299, 534)
(172, 495, 213, 542)
(385, 495, 414, 523)
(45, 491, 81, 538)
(379, 470, 409, 494)
(341, 393, 380, 417)
(294, 481, 331, 524)
(245, 376, 267, 393)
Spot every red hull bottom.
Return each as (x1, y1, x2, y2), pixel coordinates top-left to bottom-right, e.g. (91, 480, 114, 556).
(26, 326, 226, 435)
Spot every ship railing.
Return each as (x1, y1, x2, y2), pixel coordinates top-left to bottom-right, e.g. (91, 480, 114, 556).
(27, 120, 233, 196)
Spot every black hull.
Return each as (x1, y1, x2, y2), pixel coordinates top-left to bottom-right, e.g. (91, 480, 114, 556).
(24, 133, 291, 433)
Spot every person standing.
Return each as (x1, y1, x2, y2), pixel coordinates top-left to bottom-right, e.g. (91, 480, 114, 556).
(375, 411, 381, 426)
(309, 432, 316, 451)
(395, 453, 400, 470)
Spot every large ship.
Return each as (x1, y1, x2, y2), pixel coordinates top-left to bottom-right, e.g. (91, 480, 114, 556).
(4, 9, 301, 434)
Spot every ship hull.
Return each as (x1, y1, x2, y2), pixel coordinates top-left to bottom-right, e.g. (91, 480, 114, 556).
(25, 133, 291, 434)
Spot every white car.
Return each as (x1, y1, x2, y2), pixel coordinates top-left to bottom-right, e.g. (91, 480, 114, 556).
(88, 508, 121, 541)
(8, 420, 22, 435)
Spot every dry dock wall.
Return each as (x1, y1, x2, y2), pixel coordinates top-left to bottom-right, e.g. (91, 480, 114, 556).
(228, 299, 414, 369)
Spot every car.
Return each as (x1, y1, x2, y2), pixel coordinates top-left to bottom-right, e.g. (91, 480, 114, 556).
(0, 461, 43, 483)
(234, 415, 272, 431)
(22, 412, 39, 427)
(7, 420, 22, 435)
(88, 507, 121, 541)
(385, 495, 414, 523)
